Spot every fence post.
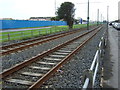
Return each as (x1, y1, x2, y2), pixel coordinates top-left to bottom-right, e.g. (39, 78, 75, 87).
(39, 30, 41, 36)
(62, 28, 64, 31)
(31, 30, 33, 37)
(60, 28, 62, 32)
(50, 28, 52, 34)
(73, 25, 75, 29)
(45, 29, 47, 34)
(8, 33, 10, 41)
(48, 28, 50, 34)
(21, 32, 23, 39)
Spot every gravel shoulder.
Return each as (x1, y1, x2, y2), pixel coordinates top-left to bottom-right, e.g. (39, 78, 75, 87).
(39, 25, 106, 89)
(1, 26, 97, 72)
(1, 25, 106, 89)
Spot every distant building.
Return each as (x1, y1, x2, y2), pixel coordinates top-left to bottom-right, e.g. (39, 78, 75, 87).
(29, 17, 53, 21)
(0, 18, 13, 20)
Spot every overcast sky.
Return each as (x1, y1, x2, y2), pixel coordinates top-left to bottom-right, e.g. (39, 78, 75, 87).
(0, 0, 119, 21)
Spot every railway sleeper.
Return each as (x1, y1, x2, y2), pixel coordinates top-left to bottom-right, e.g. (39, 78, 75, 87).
(49, 55, 65, 58)
(43, 57, 62, 61)
(53, 52, 69, 55)
(57, 50, 72, 53)
(29, 66, 50, 70)
(20, 72, 43, 77)
(37, 61, 56, 65)
(6, 79, 34, 86)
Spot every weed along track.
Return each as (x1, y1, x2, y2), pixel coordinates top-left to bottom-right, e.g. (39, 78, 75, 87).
(1, 26, 102, 89)
(1, 26, 99, 56)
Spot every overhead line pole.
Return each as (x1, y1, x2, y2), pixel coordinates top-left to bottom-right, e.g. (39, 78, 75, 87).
(87, 0, 90, 30)
(54, 0, 57, 31)
(55, 0, 56, 16)
(77, 1, 102, 30)
(107, 6, 109, 30)
(106, 6, 109, 44)
(101, 14, 102, 24)
(97, 9, 99, 26)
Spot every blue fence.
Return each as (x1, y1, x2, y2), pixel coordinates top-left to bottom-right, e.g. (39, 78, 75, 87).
(0, 20, 67, 29)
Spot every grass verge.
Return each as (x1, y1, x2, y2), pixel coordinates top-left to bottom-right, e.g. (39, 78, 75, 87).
(0, 24, 96, 42)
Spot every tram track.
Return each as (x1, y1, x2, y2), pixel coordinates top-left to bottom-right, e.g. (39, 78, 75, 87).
(1, 26, 99, 56)
(1, 26, 102, 89)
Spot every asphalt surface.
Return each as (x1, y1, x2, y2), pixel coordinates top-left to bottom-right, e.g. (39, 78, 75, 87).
(103, 25, 119, 89)
(0, 27, 51, 32)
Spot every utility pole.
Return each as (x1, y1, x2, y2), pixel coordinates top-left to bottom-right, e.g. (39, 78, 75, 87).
(101, 14, 102, 24)
(77, 1, 101, 30)
(87, 0, 90, 30)
(97, 9, 99, 26)
(54, 0, 57, 30)
(55, 0, 56, 16)
(107, 6, 109, 30)
(106, 6, 109, 43)
(107, 6, 109, 23)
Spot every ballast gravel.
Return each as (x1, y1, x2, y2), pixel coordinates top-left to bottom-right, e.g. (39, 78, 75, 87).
(40, 25, 107, 89)
(1, 31, 67, 46)
(1, 25, 107, 89)
(1, 26, 97, 71)
(1, 27, 90, 46)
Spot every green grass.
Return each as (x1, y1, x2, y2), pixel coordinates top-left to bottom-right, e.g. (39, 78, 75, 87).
(0, 24, 96, 42)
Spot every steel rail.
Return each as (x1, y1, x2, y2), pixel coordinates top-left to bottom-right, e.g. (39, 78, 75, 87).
(0, 29, 82, 56)
(1, 29, 78, 49)
(1, 26, 93, 49)
(1, 27, 100, 78)
(29, 27, 101, 89)
(1, 26, 100, 56)
(1, 26, 102, 89)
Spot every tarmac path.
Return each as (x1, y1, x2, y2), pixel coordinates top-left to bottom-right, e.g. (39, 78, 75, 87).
(103, 25, 119, 89)
(108, 26, 118, 88)
(0, 27, 51, 33)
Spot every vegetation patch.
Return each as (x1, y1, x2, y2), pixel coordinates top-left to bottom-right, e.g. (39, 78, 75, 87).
(0, 24, 96, 42)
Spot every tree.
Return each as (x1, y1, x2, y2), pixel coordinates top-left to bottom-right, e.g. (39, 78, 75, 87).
(74, 19, 80, 24)
(51, 16, 60, 21)
(57, 2, 75, 29)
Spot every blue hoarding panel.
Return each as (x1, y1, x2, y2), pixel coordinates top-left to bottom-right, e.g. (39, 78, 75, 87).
(0, 20, 67, 29)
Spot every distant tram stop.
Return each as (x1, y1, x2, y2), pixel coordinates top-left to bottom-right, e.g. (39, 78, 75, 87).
(80, 18, 83, 24)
